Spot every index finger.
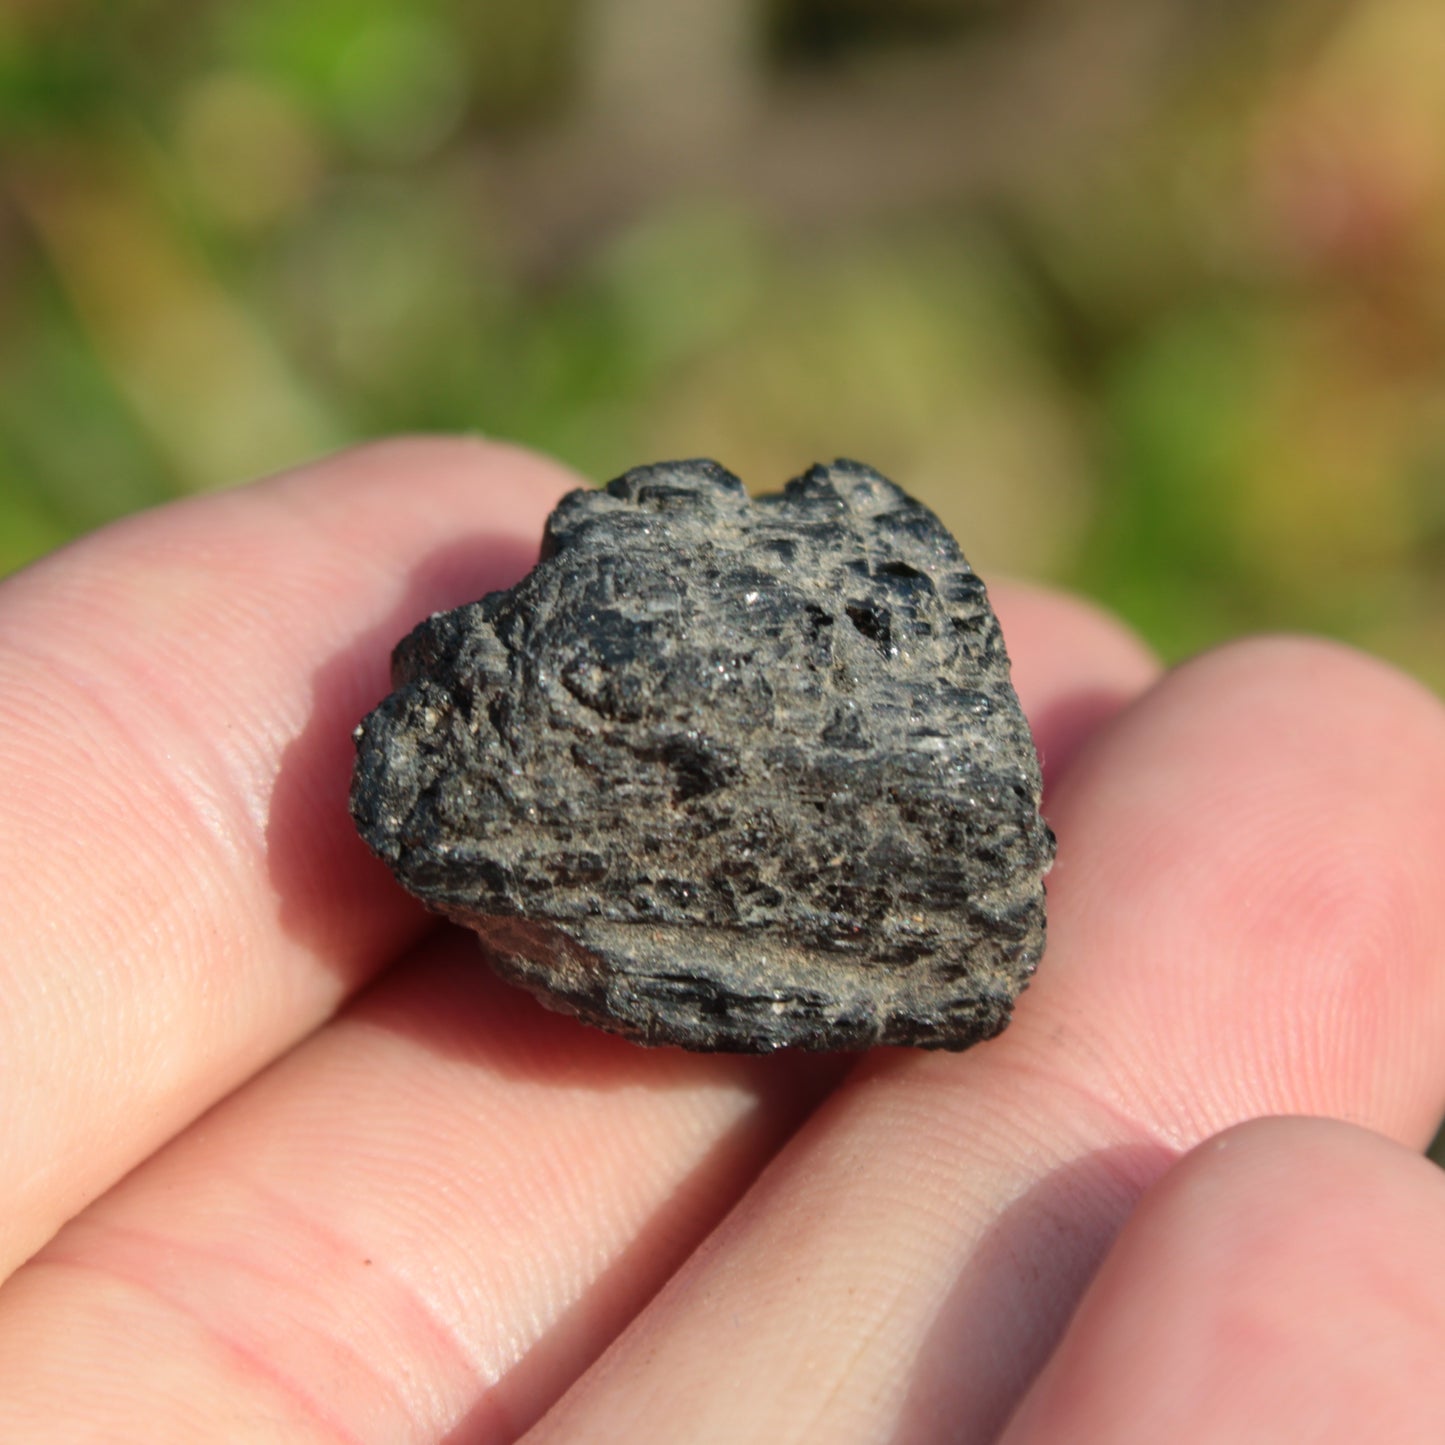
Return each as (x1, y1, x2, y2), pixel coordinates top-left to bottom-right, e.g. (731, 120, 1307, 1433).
(0, 437, 577, 1281)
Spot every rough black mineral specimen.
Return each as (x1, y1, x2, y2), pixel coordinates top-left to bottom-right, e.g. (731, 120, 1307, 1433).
(350, 459, 1054, 1052)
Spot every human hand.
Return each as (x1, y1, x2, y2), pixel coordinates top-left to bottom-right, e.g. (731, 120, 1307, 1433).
(2, 440, 1444, 1444)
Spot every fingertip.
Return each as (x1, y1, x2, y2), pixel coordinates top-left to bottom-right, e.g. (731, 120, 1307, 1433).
(1033, 628, 1445, 1148)
(987, 580, 1160, 790)
(992, 582, 1160, 685)
(245, 437, 583, 616)
(1133, 1114, 1441, 1235)
(1003, 1116, 1445, 1445)
(265, 434, 585, 536)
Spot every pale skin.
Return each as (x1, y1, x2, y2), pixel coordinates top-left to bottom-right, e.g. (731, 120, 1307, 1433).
(2, 438, 1445, 1444)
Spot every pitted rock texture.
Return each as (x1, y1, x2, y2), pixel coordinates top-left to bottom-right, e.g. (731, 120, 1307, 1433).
(351, 459, 1055, 1052)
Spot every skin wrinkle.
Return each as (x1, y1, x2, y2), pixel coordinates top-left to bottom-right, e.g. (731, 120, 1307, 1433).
(18, 1253, 369, 1445)
(2, 668, 219, 876)
(1289, 866, 1439, 1136)
(341, 1083, 644, 1345)
(40, 1160, 490, 1439)
(2, 631, 262, 885)
(793, 1303, 909, 1445)
(466, 1096, 703, 1356)
(11, 597, 292, 848)
(881, 1070, 1176, 1430)
(877, 1042, 1182, 1165)
(0, 1273, 325, 1444)
(803, 1127, 1017, 1433)
(0, 643, 277, 1165)
(238, 1122, 520, 1391)
(1222, 845, 1420, 1133)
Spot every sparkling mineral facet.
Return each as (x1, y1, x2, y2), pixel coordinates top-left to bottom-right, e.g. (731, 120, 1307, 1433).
(350, 459, 1055, 1051)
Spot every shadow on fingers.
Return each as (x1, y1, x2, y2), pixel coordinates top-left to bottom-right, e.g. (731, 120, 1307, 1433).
(265, 532, 543, 987)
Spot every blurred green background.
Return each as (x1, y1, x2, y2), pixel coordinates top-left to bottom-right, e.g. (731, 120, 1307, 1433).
(1, 0, 1442, 691)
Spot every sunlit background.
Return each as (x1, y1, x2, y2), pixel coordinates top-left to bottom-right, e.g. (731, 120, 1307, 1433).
(1, 0, 1443, 689)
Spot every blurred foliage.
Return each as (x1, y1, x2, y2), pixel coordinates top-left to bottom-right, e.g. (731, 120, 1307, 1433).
(0, 0, 1442, 691)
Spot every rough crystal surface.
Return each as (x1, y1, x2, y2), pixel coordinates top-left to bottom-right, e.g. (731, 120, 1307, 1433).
(350, 459, 1055, 1051)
